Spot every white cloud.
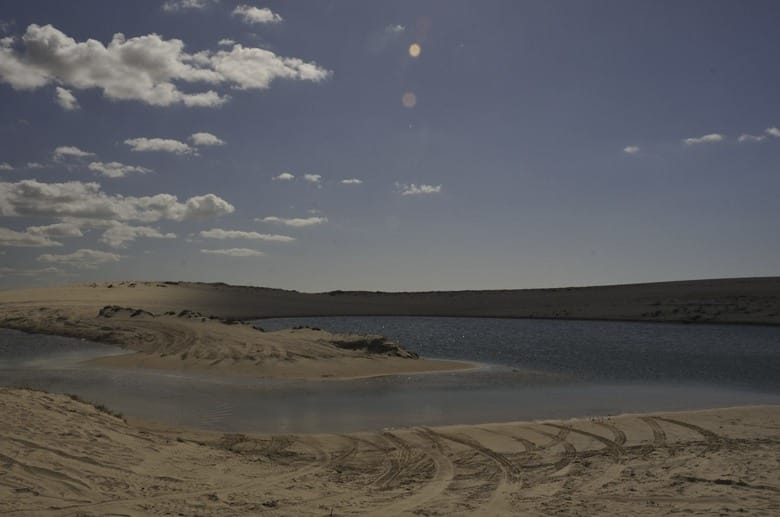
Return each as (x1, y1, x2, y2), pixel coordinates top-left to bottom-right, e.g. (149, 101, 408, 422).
(26, 162, 45, 169)
(100, 222, 176, 248)
(258, 216, 327, 227)
(233, 5, 283, 24)
(88, 161, 152, 178)
(385, 24, 406, 34)
(766, 127, 780, 138)
(162, 0, 218, 11)
(209, 44, 330, 90)
(55, 86, 79, 110)
(0, 226, 61, 247)
(273, 172, 295, 181)
(200, 228, 295, 242)
(0, 162, 12, 170)
(201, 248, 264, 257)
(190, 131, 225, 146)
(0, 179, 234, 222)
(340, 178, 363, 184)
(125, 137, 194, 154)
(396, 183, 442, 196)
(38, 248, 121, 269)
(0, 24, 330, 108)
(218, 39, 236, 46)
(623, 146, 640, 154)
(303, 173, 321, 183)
(53, 145, 95, 160)
(27, 222, 83, 238)
(737, 134, 766, 143)
(683, 133, 724, 146)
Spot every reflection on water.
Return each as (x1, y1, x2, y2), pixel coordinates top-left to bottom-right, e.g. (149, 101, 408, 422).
(2, 318, 780, 433)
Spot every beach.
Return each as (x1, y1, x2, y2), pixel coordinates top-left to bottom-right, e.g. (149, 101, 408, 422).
(1, 279, 779, 515)
(2, 387, 778, 516)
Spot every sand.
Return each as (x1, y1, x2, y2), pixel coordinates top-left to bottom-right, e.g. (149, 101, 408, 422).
(0, 291, 471, 380)
(1, 279, 779, 514)
(1, 277, 779, 326)
(1, 388, 778, 516)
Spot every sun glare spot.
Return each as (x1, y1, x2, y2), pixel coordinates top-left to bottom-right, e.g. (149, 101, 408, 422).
(402, 92, 417, 108)
(408, 43, 421, 58)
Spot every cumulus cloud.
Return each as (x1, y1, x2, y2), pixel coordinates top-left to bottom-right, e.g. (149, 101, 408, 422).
(38, 248, 120, 269)
(683, 133, 724, 146)
(100, 222, 176, 248)
(258, 216, 327, 227)
(27, 222, 83, 238)
(210, 44, 330, 89)
(385, 24, 406, 34)
(0, 179, 234, 222)
(233, 5, 283, 24)
(218, 39, 236, 46)
(273, 172, 295, 181)
(340, 178, 363, 184)
(0, 226, 61, 247)
(0, 162, 12, 170)
(53, 145, 94, 160)
(162, 0, 219, 11)
(88, 161, 152, 178)
(396, 183, 442, 196)
(737, 134, 766, 143)
(0, 24, 330, 108)
(201, 248, 264, 257)
(303, 173, 321, 183)
(623, 146, 640, 154)
(125, 137, 194, 154)
(190, 132, 225, 146)
(26, 162, 45, 169)
(55, 86, 79, 110)
(767, 127, 780, 138)
(200, 228, 294, 242)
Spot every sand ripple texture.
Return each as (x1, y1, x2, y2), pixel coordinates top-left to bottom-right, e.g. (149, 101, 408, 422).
(1, 388, 779, 516)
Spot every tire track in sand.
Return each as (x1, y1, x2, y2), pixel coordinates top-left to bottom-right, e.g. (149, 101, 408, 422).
(653, 417, 723, 450)
(640, 417, 667, 448)
(421, 427, 518, 515)
(544, 423, 625, 461)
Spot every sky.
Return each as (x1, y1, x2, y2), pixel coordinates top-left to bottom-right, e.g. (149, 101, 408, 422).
(1, 0, 779, 292)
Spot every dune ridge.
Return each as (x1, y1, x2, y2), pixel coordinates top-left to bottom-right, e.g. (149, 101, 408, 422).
(2, 277, 779, 326)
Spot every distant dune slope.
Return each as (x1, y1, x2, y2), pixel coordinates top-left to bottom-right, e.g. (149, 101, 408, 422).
(1, 277, 778, 325)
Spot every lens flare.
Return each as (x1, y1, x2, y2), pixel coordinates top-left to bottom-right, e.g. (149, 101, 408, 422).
(402, 92, 417, 108)
(408, 43, 421, 58)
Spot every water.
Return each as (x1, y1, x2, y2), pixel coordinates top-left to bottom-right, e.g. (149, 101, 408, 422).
(256, 316, 780, 391)
(1, 317, 779, 433)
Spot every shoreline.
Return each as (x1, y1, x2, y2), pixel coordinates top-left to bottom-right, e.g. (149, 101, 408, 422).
(3, 386, 778, 516)
(252, 311, 780, 330)
(83, 350, 477, 381)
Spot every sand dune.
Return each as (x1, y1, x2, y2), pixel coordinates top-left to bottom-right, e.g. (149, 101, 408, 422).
(2, 277, 779, 326)
(2, 388, 778, 516)
(0, 302, 468, 380)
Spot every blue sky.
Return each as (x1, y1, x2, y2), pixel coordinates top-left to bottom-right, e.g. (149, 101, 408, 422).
(1, 0, 779, 291)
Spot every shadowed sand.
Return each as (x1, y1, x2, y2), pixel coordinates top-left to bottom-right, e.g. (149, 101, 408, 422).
(1, 388, 778, 516)
(1, 277, 779, 326)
